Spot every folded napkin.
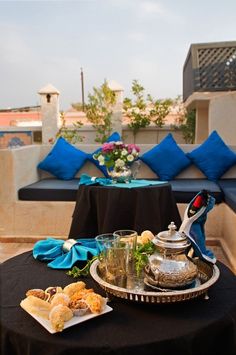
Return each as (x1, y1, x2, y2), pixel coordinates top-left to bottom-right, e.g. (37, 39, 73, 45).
(179, 190, 216, 264)
(79, 173, 167, 188)
(33, 238, 99, 269)
(79, 174, 112, 186)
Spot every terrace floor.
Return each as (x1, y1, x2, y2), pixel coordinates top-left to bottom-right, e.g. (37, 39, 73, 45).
(0, 237, 235, 275)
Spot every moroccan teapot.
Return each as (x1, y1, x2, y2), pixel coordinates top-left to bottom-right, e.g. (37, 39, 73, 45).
(145, 222, 198, 289)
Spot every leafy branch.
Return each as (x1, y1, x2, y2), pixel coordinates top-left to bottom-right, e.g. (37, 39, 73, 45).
(85, 81, 116, 143)
(123, 80, 173, 136)
(55, 111, 84, 144)
(67, 256, 98, 278)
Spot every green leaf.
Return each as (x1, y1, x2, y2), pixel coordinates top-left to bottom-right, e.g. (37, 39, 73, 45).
(67, 256, 98, 278)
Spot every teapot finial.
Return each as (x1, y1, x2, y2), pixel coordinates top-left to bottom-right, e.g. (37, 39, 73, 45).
(168, 222, 177, 235)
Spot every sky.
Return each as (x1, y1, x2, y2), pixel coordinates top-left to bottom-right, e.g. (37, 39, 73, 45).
(0, 0, 236, 111)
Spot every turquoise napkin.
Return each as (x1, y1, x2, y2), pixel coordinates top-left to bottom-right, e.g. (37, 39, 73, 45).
(111, 180, 167, 188)
(33, 238, 98, 269)
(79, 173, 167, 188)
(79, 174, 112, 186)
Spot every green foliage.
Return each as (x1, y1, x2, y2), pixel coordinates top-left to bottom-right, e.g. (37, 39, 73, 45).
(178, 109, 196, 143)
(67, 256, 98, 278)
(134, 241, 156, 276)
(123, 80, 173, 135)
(85, 81, 116, 143)
(55, 112, 84, 144)
(148, 96, 173, 127)
(67, 241, 156, 279)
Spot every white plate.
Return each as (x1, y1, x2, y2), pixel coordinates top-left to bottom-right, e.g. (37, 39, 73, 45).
(21, 304, 113, 334)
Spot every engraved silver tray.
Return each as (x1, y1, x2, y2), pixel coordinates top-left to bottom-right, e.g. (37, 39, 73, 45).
(90, 259, 220, 303)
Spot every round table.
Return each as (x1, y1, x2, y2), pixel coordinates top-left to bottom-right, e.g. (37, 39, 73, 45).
(69, 182, 181, 238)
(1, 251, 236, 355)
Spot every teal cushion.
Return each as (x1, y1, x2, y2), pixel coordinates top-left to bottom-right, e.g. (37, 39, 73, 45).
(187, 131, 236, 181)
(88, 132, 121, 177)
(140, 133, 191, 180)
(38, 137, 88, 180)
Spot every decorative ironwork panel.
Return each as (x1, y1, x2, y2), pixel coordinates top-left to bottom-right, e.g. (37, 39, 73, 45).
(183, 41, 236, 101)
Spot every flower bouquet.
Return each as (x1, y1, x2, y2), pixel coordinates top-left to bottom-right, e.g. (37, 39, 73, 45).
(93, 141, 140, 182)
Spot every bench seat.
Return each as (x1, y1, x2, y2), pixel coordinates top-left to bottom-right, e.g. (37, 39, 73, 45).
(18, 178, 225, 204)
(218, 179, 236, 212)
(18, 178, 80, 201)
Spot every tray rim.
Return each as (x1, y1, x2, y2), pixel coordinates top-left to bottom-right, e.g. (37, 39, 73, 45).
(90, 259, 220, 303)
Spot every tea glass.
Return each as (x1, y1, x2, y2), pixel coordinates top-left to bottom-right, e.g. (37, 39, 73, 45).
(113, 230, 137, 274)
(104, 239, 130, 287)
(95, 233, 118, 276)
(113, 230, 137, 254)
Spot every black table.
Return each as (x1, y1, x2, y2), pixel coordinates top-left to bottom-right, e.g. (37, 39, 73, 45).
(69, 183, 181, 238)
(1, 251, 236, 355)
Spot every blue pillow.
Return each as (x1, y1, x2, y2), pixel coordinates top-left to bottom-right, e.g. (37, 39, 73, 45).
(88, 132, 121, 177)
(140, 133, 191, 180)
(187, 130, 236, 181)
(38, 137, 88, 180)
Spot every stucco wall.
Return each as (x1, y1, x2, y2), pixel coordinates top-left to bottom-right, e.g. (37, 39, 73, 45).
(209, 92, 236, 145)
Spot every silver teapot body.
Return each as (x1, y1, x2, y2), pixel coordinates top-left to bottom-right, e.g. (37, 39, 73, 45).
(145, 222, 198, 289)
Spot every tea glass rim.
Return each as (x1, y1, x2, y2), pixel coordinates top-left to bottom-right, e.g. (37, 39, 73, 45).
(95, 233, 119, 253)
(113, 229, 138, 237)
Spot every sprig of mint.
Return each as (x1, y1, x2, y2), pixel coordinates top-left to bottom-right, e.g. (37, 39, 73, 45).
(67, 256, 98, 278)
(134, 241, 156, 276)
(67, 241, 155, 279)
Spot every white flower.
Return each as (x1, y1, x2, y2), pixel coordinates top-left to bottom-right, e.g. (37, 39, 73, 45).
(127, 154, 134, 162)
(115, 159, 125, 168)
(133, 107, 140, 114)
(121, 149, 128, 156)
(131, 148, 138, 155)
(98, 155, 105, 165)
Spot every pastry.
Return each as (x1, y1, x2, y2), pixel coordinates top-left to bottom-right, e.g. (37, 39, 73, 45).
(69, 299, 89, 316)
(20, 295, 52, 319)
(45, 286, 63, 302)
(49, 304, 73, 332)
(84, 292, 106, 314)
(139, 230, 155, 244)
(63, 281, 86, 297)
(50, 293, 70, 307)
(26, 289, 46, 300)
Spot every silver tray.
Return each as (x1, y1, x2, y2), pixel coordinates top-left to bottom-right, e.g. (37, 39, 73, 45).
(90, 259, 220, 304)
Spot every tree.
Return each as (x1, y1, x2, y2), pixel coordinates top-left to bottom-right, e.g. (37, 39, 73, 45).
(123, 80, 173, 136)
(85, 81, 116, 143)
(179, 109, 196, 143)
(174, 98, 196, 143)
(55, 112, 84, 144)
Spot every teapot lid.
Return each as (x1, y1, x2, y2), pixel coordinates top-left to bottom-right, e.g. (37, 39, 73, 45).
(153, 222, 190, 251)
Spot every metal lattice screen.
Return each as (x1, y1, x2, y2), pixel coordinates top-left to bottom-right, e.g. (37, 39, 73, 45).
(196, 46, 236, 90)
(183, 41, 236, 101)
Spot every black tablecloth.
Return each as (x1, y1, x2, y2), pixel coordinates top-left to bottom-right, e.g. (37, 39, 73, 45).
(69, 183, 181, 238)
(1, 251, 236, 355)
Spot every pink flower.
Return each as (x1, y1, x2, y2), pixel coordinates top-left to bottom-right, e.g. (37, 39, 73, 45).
(127, 144, 140, 153)
(102, 142, 115, 153)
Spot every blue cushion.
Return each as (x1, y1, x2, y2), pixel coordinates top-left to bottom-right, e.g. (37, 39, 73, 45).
(187, 131, 236, 181)
(38, 137, 88, 180)
(88, 132, 121, 177)
(140, 133, 191, 180)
